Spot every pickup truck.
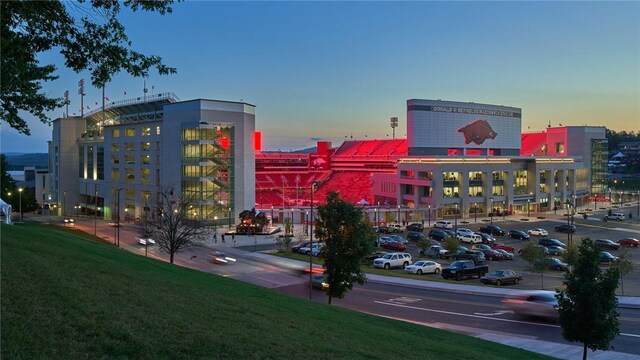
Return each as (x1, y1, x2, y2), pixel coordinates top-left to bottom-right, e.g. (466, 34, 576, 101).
(441, 260, 489, 281)
(451, 250, 485, 264)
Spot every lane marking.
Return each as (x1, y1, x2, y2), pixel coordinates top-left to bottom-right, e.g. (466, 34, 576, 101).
(474, 310, 514, 316)
(375, 300, 640, 338)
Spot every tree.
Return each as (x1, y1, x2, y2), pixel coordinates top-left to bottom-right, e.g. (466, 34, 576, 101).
(611, 246, 633, 295)
(442, 236, 458, 256)
(384, 211, 395, 224)
(316, 191, 374, 304)
(1, 1, 177, 135)
(144, 189, 207, 264)
(519, 242, 548, 289)
(562, 242, 580, 267)
(1, 155, 18, 203)
(557, 238, 620, 360)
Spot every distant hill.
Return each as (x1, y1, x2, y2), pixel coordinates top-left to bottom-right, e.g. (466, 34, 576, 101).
(3, 153, 48, 170)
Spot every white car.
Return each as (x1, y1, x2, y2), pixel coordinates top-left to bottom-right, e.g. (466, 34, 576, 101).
(456, 228, 475, 237)
(458, 233, 483, 244)
(527, 228, 549, 236)
(136, 237, 156, 245)
(373, 253, 412, 269)
(299, 243, 324, 254)
(404, 260, 442, 275)
(434, 220, 453, 229)
(209, 251, 236, 264)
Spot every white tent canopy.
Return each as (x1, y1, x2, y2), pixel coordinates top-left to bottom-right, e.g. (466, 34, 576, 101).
(611, 152, 626, 158)
(357, 199, 369, 205)
(0, 198, 12, 225)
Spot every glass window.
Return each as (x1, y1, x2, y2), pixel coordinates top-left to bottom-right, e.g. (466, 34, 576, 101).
(126, 128, 136, 137)
(87, 146, 94, 179)
(97, 146, 104, 180)
(141, 127, 151, 136)
(111, 143, 119, 152)
(156, 126, 161, 135)
(125, 168, 135, 184)
(141, 169, 151, 185)
(125, 189, 135, 200)
(79, 146, 84, 178)
(112, 129, 120, 137)
(125, 155, 135, 165)
(125, 142, 135, 152)
(141, 142, 151, 151)
(111, 169, 120, 182)
(141, 155, 150, 165)
(112, 155, 119, 165)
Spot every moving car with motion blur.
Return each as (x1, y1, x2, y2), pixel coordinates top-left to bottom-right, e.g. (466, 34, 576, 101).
(502, 291, 559, 321)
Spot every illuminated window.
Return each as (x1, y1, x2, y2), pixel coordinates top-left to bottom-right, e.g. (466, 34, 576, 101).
(126, 128, 136, 137)
(125, 142, 135, 152)
(125, 155, 135, 165)
(112, 155, 119, 165)
(111, 143, 119, 152)
(141, 155, 150, 165)
(156, 126, 161, 135)
(141, 142, 151, 151)
(111, 169, 120, 182)
(141, 127, 151, 136)
(125, 168, 135, 183)
(141, 169, 151, 185)
(112, 129, 120, 137)
(555, 142, 565, 154)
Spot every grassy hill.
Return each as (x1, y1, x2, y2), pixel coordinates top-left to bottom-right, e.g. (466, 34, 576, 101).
(0, 223, 551, 360)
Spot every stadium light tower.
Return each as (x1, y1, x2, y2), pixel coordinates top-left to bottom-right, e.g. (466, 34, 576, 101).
(390, 117, 398, 140)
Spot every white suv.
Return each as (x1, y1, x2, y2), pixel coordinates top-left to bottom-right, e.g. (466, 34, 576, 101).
(434, 220, 453, 229)
(608, 213, 625, 221)
(373, 253, 412, 269)
(457, 233, 482, 244)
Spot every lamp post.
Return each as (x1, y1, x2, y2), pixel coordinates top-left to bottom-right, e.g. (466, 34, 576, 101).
(636, 191, 639, 219)
(62, 191, 66, 217)
(93, 190, 98, 235)
(309, 182, 317, 300)
(214, 215, 218, 240)
(454, 203, 458, 233)
(474, 205, 478, 222)
(271, 205, 274, 226)
(490, 197, 494, 227)
(527, 199, 531, 218)
(374, 208, 379, 246)
(116, 188, 123, 247)
(428, 204, 431, 227)
(305, 211, 309, 235)
(397, 205, 400, 224)
(18, 188, 23, 222)
(228, 207, 232, 229)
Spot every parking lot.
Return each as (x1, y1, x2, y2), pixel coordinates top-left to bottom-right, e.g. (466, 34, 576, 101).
(375, 213, 640, 296)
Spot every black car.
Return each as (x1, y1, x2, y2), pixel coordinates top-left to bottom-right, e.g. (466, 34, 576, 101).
(407, 231, 426, 242)
(443, 229, 457, 238)
(406, 223, 424, 232)
(377, 225, 393, 234)
(479, 225, 505, 236)
(594, 239, 620, 251)
(600, 251, 619, 265)
(555, 224, 576, 233)
(291, 241, 311, 253)
(535, 257, 569, 271)
(428, 229, 448, 241)
(508, 230, 530, 240)
(477, 232, 496, 244)
(538, 238, 566, 248)
(365, 251, 388, 261)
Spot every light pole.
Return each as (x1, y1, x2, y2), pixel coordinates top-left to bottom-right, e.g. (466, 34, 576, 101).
(18, 188, 23, 222)
(228, 207, 232, 229)
(309, 182, 317, 300)
(428, 204, 431, 227)
(63, 191, 66, 217)
(305, 211, 309, 235)
(474, 205, 477, 222)
(397, 205, 400, 224)
(271, 205, 274, 226)
(454, 203, 458, 233)
(490, 197, 494, 227)
(116, 188, 123, 247)
(214, 215, 218, 240)
(527, 199, 531, 218)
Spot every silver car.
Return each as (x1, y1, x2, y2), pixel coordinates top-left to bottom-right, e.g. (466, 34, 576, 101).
(502, 291, 558, 321)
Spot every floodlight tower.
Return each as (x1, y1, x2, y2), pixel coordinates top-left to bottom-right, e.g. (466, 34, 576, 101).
(390, 117, 398, 140)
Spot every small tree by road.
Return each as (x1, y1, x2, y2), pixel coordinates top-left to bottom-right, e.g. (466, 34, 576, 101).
(144, 189, 207, 264)
(519, 242, 548, 289)
(316, 192, 374, 304)
(612, 246, 633, 295)
(557, 238, 620, 360)
(442, 236, 458, 257)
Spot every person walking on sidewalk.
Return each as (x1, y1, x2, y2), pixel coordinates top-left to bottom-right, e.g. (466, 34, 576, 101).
(221, 234, 225, 243)
(213, 233, 217, 243)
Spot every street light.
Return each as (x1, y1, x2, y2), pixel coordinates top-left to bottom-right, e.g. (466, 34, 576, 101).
(527, 199, 531, 217)
(474, 204, 478, 222)
(63, 191, 66, 217)
(271, 205, 274, 226)
(18, 188, 23, 222)
(490, 197, 494, 227)
(228, 207, 232, 229)
(454, 203, 458, 233)
(374, 208, 379, 246)
(116, 188, 123, 247)
(428, 204, 431, 227)
(309, 182, 318, 300)
(214, 215, 218, 240)
(397, 205, 400, 224)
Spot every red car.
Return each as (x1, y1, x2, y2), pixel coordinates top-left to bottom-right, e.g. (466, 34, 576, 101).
(618, 238, 639, 247)
(481, 249, 506, 261)
(381, 241, 407, 251)
(491, 243, 517, 253)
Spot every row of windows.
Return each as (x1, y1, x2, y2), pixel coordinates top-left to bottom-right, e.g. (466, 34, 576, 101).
(113, 155, 153, 165)
(111, 126, 160, 137)
(111, 142, 154, 152)
(111, 168, 154, 184)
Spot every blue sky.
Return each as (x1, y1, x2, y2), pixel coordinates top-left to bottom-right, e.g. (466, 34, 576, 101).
(2, 1, 639, 153)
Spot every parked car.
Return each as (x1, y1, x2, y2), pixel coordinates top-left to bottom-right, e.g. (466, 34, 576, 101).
(555, 224, 576, 233)
(476, 232, 496, 244)
(527, 228, 549, 236)
(481, 269, 522, 286)
(405, 260, 442, 275)
(428, 229, 448, 241)
(311, 274, 329, 290)
(406, 231, 426, 242)
(535, 257, 568, 271)
(481, 249, 505, 261)
(458, 233, 483, 244)
(365, 251, 388, 260)
(373, 253, 412, 269)
(377, 225, 393, 234)
(502, 291, 559, 321)
(518, 245, 549, 256)
(472, 243, 492, 251)
(479, 225, 505, 236)
(381, 241, 407, 251)
(606, 213, 625, 221)
(600, 251, 619, 265)
(538, 238, 566, 248)
(434, 220, 453, 229)
(545, 246, 566, 256)
(291, 241, 311, 253)
(508, 230, 530, 240)
(489, 210, 510, 217)
(594, 239, 620, 251)
(494, 249, 515, 260)
(618, 238, 639, 247)
(406, 223, 424, 232)
(388, 234, 407, 244)
(491, 243, 517, 253)
(441, 260, 489, 280)
(456, 228, 475, 237)
(299, 243, 325, 255)
(443, 229, 457, 238)
(451, 250, 485, 264)
(387, 223, 405, 233)
(422, 245, 449, 259)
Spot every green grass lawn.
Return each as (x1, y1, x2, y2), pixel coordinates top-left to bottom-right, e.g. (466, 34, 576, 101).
(1, 223, 552, 360)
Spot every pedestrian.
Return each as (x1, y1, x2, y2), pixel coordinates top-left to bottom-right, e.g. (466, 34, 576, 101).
(213, 233, 217, 243)
(221, 234, 225, 243)
(232, 233, 235, 241)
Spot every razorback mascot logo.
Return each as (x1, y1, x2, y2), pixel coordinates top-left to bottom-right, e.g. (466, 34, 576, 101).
(457, 119, 497, 145)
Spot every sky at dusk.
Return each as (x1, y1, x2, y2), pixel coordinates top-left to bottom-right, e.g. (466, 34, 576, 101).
(1, 1, 639, 154)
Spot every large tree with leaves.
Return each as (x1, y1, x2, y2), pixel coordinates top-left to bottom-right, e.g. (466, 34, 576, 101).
(316, 191, 374, 304)
(556, 238, 620, 360)
(1, 0, 177, 135)
(144, 189, 207, 264)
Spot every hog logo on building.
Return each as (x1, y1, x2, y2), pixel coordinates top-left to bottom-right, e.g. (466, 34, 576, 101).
(457, 119, 497, 145)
